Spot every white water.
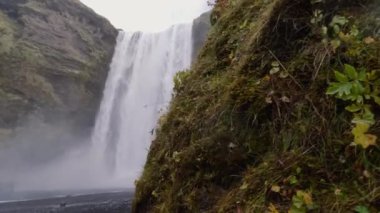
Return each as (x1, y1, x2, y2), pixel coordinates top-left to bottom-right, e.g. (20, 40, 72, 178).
(0, 16, 197, 196)
(0, 23, 193, 193)
(91, 24, 193, 186)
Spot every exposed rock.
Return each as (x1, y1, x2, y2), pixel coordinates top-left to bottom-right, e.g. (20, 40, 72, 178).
(0, 0, 117, 133)
(192, 11, 211, 61)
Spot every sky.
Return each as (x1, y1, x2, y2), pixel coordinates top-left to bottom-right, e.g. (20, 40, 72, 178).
(80, 0, 211, 32)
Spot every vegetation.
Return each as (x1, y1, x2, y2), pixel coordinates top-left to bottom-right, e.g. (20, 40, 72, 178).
(133, 0, 380, 212)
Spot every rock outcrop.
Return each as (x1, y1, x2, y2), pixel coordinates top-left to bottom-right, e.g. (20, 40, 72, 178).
(0, 0, 117, 139)
(192, 11, 211, 61)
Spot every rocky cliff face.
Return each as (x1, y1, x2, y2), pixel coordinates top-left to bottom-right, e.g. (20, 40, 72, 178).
(192, 11, 211, 61)
(0, 0, 117, 139)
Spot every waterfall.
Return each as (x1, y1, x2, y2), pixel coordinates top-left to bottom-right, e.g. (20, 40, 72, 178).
(91, 24, 193, 186)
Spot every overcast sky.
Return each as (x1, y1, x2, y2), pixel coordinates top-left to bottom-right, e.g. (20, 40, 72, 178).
(80, 0, 211, 32)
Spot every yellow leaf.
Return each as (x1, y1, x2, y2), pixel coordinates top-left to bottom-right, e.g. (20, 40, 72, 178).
(263, 75, 271, 81)
(363, 36, 375, 44)
(302, 192, 313, 206)
(355, 134, 377, 149)
(352, 123, 370, 138)
(334, 188, 342, 196)
(240, 182, 249, 190)
(295, 190, 314, 207)
(363, 170, 371, 178)
(271, 185, 281, 193)
(267, 203, 279, 213)
(265, 97, 273, 104)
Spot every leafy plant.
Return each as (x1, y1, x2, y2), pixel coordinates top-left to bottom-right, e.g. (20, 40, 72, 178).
(174, 70, 191, 92)
(326, 15, 350, 51)
(268, 203, 279, 213)
(354, 205, 370, 213)
(288, 190, 317, 213)
(269, 61, 288, 78)
(327, 64, 379, 148)
(310, 10, 352, 52)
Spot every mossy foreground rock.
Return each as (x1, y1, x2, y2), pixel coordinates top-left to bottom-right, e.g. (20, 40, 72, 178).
(0, 0, 117, 134)
(134, 0, 380, 212)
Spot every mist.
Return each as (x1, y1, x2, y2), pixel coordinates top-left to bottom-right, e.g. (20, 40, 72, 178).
(0, 0, 210, 202)
(0, 115, 128, 200)
(0, 24, 194, 202)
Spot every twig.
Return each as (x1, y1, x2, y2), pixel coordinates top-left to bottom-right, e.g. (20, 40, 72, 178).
(312, 49, 328, 81)
(267, 49, 303, 89)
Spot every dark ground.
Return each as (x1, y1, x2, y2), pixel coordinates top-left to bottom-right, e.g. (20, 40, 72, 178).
(0, 191, 133, 213)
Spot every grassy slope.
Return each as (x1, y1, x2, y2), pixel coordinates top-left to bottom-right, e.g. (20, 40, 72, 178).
(134, 0, 380, 212)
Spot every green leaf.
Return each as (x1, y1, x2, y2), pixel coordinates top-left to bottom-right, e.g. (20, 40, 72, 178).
(296, 167, 302, 174)
(290, 176, 298, 185)
(372, 95, 380, 106)
(331, 39, 341, 50)
(345, 104, 362, 112)
(362, 107, 375, 124)
(292, 195, 304, 209)
(351, 82, 365, 96)
(354, 205, 370, 213)
(326, 82, 352, 97)
(352, 108, 375, 125)
(350, 25, 359, 37)
(321, 26, 328, 36)
(333, 24, 341, 34)
(279, 71, 289, 78)
(358, 71, 367, 81)
(271, 61, 280, 67)
(334, 71, 348, 82)
(330, 15, 349, 26)
(356, 95, 364, 104)
(289, 206, 306, 213)
(367, 70, 378, 81)
(344, 64, 358, 80)
(270, 67, 280, 75)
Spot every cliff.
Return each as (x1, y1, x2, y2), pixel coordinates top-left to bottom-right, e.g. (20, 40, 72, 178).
(134, 0, 380, 212)
(192, 11, 211, 61)
(0, 0, 117, 139)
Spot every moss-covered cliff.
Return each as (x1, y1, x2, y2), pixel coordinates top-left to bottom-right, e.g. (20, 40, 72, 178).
(0, 0, 117, 139)
(134, 0, 380, 212)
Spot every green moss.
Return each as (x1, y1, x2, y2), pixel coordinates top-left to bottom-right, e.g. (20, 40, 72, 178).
(133, 0, 380, 212)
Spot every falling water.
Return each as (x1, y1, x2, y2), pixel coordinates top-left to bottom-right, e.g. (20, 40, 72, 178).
(0, 22, 196, 194)
(91, 24, 193, 186)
